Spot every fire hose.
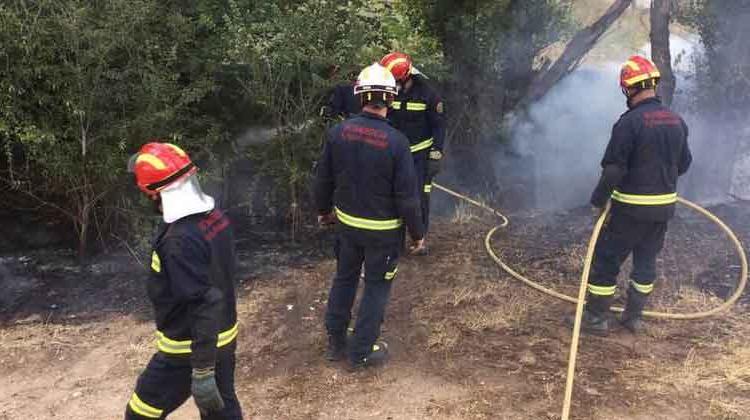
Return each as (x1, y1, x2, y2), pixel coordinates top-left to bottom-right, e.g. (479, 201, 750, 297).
(432, 182, 748, 420)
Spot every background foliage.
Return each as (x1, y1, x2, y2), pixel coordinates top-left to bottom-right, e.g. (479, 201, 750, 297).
(1, 0, 732, 259)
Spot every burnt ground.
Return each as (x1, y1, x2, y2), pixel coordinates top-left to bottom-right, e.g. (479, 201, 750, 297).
(2, 199, 750, 420)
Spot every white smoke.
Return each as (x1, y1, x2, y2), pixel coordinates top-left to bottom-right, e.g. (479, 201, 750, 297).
(508, 31, 737, 211)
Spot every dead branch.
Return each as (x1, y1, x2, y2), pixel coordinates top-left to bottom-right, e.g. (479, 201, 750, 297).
(523, 0, 634, 105)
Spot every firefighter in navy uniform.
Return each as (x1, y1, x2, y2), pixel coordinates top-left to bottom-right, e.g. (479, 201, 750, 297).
(322, 83, 361, 123)
(380, 52, 446, 255)
(315, 63, 425, 368)
(320, 66, 361, 123)
(126, 142, 243, 419)
(576, 56, 692, 336)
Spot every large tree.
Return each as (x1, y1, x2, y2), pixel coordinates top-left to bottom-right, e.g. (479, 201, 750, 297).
(401, 0, 571, 142)
(650, 0, 676, 106)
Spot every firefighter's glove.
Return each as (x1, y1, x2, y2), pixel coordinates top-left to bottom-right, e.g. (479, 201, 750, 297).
(427, 149, 443, 179)
(191, 367, 225, 413)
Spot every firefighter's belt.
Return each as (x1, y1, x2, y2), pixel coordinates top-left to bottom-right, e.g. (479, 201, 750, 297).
(391, 101, 427, 111)
(611, 190, 677, 206)
(156, 322, 239, 354)
(410, 138, 434, 153)
(335, 208, 402, 231)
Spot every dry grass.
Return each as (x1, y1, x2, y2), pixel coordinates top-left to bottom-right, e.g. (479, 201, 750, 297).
(668, 287, 727, 313)
(418, 279, 546, 352)
(708, 397, 750, 420)
(0, 322, 87, 351)
(451, 201, 480, 225)
(425, 319, 461, 351)
(618, 310, 750, 418)
(460, 292, 534, 332)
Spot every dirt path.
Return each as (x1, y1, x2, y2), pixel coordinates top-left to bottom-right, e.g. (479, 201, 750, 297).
(2, 205, 750, 419)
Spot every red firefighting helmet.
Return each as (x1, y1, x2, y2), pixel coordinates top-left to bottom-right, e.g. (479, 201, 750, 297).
(379, 52, 413, 82)
(128, 142, 197, 196)
(619, 55, 661, 90)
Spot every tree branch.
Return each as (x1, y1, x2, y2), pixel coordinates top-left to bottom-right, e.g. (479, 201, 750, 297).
(522, 0, 634, 105)
(0, 176, 77, 221)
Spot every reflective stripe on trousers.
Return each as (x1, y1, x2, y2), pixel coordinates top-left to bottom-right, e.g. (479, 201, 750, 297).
(156, 322, 239, 354)
(128, 392, 163, 418)
(611, 190, 677, 206)
(588, 284, 616, 296)
(410, 138, 433, 153)
(630, 279, 654, 294)
(334, 208, 402, 231)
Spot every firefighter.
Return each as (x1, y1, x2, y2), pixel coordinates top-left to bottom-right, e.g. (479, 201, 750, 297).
(320, 65, 361, 123)
(315, 63, 425, 368)
(380, 52, 446, 255)
(577, 55, 692, 336)
(125, 142, 243, 419)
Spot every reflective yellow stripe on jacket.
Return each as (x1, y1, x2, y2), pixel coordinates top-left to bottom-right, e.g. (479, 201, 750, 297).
(156, 322, 239, 355)
(410, 138, 433, 153)
(611, 190, 677, 206)
(335, 208, 402, 231)
(391, 101, 427, 111)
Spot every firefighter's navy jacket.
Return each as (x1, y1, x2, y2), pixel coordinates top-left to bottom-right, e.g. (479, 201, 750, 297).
(148, 209, 238, 369)
(591, 97, 692, 221)
(388, 75, 446, 155)
(323, 83, 361, 121)
(315, 111, 425, 241)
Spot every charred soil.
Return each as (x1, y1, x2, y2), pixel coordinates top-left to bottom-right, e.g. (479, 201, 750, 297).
(1, 201, 750, 419)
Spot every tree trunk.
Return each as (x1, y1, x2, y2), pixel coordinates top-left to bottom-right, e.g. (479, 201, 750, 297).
(650, 0, 675, 106)
(523, 0, 633, 105)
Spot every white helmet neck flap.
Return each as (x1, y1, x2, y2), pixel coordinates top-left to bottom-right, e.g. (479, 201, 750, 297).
(160, 174, 215, 223)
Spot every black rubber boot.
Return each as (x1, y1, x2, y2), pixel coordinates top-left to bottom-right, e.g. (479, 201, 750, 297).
(350, 340, 389, 370)
(620, 286, 648, 334)
(325, 334, 347, 361)
(566, 293, 612, 337)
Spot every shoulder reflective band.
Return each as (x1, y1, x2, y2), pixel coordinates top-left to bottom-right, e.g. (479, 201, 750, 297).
(405, 102, 427, 111)
(335, 208, 402, 231)
(129, 393, 163, 419)
(611, 190, 678, 206)
(391, 101, 402, 110)
(588, 284, 616, 296)
(385, 267, 398, 281)
(151, 252, 161, 273)
(424, 184, 432, 193)
(630, 280, 654, 294)
(410, 138, 434, 153)
(156, 322, 239, 354)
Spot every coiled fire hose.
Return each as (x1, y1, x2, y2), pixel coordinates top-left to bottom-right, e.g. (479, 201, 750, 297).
(432, 182, 748, 420)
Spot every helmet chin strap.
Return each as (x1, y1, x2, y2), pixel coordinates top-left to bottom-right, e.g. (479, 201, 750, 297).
(623, 88, 636, 109)
(160, 175, 215, 223)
